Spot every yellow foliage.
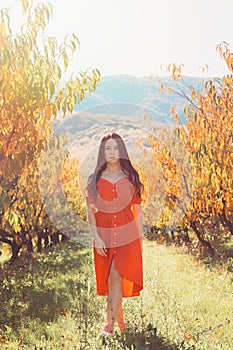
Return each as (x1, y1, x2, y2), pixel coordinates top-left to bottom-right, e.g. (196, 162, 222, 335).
(0, 1, 100, 256)
(149, 50, 233, 244)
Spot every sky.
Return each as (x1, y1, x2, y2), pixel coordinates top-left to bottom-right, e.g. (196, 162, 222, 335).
(1, 0, 233, 78)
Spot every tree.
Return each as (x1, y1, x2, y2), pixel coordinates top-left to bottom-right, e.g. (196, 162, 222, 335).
(0, 0, 100, 261)
(149, 47, 233, 254)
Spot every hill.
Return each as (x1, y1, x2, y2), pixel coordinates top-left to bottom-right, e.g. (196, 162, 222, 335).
(73, 74, 205, 121)
(53, 74, 206, 174)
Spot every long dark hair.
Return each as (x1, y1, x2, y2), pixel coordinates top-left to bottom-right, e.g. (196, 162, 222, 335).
(89, 133, 144, 199)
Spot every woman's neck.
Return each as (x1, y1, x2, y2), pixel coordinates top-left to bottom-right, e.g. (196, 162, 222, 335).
(105, 162, 122, 173)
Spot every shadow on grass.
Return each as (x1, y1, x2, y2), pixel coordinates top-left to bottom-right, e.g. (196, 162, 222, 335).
(101, 325, 189, 350)
(0, 241, 91, 327)
(201, 243, 233, 272)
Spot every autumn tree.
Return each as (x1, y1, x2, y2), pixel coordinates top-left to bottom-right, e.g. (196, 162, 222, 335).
(149, 45, 233, 254)
(0, 0, 100, 261)
(39, 134, 92, 249)
(148, 125, 193, 244)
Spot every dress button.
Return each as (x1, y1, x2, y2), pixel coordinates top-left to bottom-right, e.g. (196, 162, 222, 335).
(114, 242, 116, 245)
(114, 250, 116, 254)
(114, 224, 117, 227)
(112, 189, 115, 192)
(114, 232, 117, 236)
(113, 197, 116, 200)
(114, 207, 117, 210)
(114, 215, 117, 218)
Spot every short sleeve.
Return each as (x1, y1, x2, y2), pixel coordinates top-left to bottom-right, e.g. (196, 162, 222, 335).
(86, 175, 96, 205)
(131, 185, 142, 205)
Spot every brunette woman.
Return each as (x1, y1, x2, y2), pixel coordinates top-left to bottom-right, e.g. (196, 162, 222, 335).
(86, 133, 143, 336)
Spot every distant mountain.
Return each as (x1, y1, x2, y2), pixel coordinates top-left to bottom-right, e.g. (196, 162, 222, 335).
(54, 74, 207, 136)
(53, 74, 207, 175)
(73, 74, 206, 123)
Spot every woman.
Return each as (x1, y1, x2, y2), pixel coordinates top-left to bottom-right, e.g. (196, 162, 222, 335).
(86, 133, 143, 336)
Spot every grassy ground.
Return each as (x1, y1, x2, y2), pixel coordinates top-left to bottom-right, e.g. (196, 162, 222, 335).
(0, 240, 232, 349)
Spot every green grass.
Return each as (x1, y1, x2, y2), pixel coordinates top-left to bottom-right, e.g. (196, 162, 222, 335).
(0, 240, 232, 349)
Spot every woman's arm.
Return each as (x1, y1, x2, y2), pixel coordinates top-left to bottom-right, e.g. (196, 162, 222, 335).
(131, 204, 143, 250)
(87, 204, 107, 257)
(87, 204, 100, 241)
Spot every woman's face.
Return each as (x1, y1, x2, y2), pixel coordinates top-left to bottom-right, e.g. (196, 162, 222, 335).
(104, 138, 120, 164)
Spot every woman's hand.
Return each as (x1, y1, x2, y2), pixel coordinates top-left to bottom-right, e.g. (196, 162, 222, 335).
(94, 236, 108, 257)
(87, 204, 107, 257)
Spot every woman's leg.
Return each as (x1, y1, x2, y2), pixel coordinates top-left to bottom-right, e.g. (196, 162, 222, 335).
(116, 302, 124, 324)
(106, 260, 122, 330)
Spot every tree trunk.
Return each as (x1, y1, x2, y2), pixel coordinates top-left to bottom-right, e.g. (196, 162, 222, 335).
(10, 241, 22, 264)
(27, 237, 33, 254)
(44, 234, 49, 249)
(183, 227, 191, 243)
(61, 234, 69, 242)
(50, 232, 59, 246)
(219, 203, 233, 235)
(190, 221, 215, 255)
(37, 234, 42, 253)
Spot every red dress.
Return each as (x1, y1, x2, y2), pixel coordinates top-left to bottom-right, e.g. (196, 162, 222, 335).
(86, 176, 143, 297)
